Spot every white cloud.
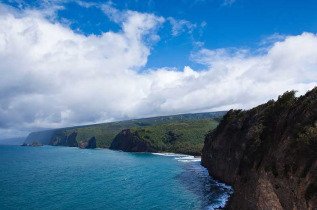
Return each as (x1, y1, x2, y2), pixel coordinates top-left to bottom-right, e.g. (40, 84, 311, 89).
(76, 0, 96, 8)
(167, 17, 196, 36)
(201, 21, 207, 28)
(100, 2, 124, 24)
(0, 3, 316, 138)
(223, 0, 236, 6)
(260, 33, 287, 46)
(0, 3, 164, 136)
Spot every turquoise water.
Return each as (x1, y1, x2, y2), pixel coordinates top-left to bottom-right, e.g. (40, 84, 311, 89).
(0, 146, 232, 210)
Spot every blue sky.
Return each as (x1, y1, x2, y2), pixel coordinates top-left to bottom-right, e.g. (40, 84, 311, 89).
(0, 0, 316, 137)
(4, 0, 317, 69)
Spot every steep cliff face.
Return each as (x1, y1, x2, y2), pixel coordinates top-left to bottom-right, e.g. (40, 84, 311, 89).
(202, 88, 317, 210)
(25, 130, 56, 145)
(110, 129, 158, 152)
(79, 137, 96, 149)
(50, 131, 78, 147)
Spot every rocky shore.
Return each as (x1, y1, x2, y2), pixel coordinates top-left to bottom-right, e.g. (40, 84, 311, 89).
(21, 142, 43, 146)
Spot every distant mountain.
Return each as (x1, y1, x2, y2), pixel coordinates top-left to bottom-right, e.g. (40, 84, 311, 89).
(25, 111, 226, 148)
(0, 137, 26, 145)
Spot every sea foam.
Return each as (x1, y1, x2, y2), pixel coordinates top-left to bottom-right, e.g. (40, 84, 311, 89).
(152, 152, 187, 157)
(174, 156, 201, 162)
(152, 153, 201, 162)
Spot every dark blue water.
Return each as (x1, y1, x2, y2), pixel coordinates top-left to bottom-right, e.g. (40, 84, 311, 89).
(0, 146, 232, 210)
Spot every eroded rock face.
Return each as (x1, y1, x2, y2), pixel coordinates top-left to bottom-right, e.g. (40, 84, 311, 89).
(79, 137, 96, 149)
(110, 129, 157, 152)
(201, 88, 317, 210)
(51, 131, 78, 147)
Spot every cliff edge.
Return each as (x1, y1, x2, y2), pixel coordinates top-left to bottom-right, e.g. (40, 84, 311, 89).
(51, 131, 78, 147)
(79, 137, 96, 149)
(201, 87, 317, 209)
(110, 129, 157, 152)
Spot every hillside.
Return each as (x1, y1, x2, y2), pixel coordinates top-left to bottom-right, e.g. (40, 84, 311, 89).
(110, 118, 219, 155)
(201, 88, 317, 209)
(25, 112, 226, 148)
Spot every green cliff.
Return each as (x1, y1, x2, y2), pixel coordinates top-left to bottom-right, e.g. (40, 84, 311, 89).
(25, 112, 226, 149)
(110, 118, 219, 155)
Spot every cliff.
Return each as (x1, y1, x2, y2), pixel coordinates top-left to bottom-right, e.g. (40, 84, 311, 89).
(25, 130, 56, 145)
(79, 137, 96, 149)
(201, 87, 317, 209)
(109, 118, 219, 155)
(51, 131, 78, 147)
(24, 111, 226, 148)
(110, 129, 158, 152)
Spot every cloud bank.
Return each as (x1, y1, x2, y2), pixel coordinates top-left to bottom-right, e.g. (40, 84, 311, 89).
(0, 3, 316, 137)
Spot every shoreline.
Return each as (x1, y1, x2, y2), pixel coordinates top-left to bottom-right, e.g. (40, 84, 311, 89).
(17, 144, 202, 157)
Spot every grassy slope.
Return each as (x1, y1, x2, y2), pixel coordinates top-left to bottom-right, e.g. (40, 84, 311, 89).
(26, 112, 226, 148)
(130, 118, 219, 155)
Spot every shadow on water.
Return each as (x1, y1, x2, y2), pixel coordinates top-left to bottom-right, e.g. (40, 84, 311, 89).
(175, 161, 233, 210)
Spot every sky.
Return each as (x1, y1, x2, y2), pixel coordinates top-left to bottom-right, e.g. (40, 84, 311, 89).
(0, 0, 317, 138)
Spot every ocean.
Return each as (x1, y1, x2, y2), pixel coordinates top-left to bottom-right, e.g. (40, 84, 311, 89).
(0, 146, 232, 210)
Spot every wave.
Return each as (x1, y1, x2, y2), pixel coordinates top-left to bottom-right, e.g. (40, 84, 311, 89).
(152, 153, 201, 162)
(206, 180, 233, 209)
(175, 160, 233, 210)
(152, 152, 187, 157)
(175, 156, 201, 162)
(207, 190, 233, 210)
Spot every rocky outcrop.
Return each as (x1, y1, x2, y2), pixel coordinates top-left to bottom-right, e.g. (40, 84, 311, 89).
(110, 129, 158, 152)
(201, 88, 317, 209)
(79, 137, 97, 149)
(21, 142, 43, 146)
(51, 131, 78, 147)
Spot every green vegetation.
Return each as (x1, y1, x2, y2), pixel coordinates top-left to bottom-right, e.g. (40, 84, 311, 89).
(25, 112, 226, 149)
(296, 122, 317, 147)
(129, 118, 219, 155)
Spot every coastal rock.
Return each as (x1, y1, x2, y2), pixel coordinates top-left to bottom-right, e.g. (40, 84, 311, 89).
(51, 131, 78, 147)
(110, 129, 157, 152)
(79, 137, 96, 149)
(21, 142, 43, 146)
(201, 87, 317, 209)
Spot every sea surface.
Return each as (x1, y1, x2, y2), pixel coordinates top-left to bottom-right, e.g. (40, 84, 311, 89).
(0, 146, 232, 210)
